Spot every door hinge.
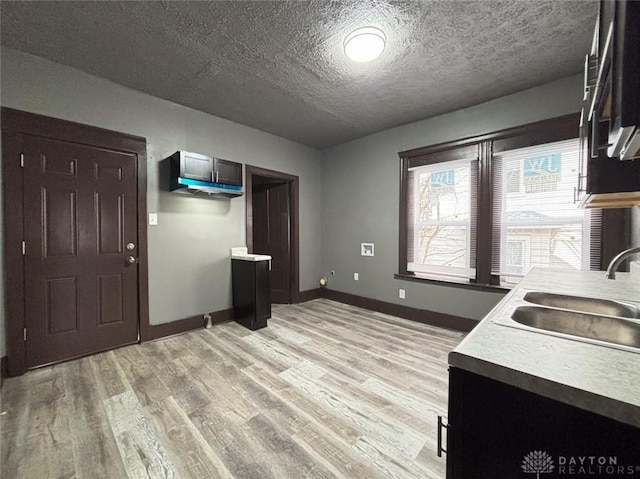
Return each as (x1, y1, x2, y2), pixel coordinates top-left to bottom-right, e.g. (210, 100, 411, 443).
(23, 328, 27, 342)
(22, 241, 26, 255)
(20, 153, 24, 168)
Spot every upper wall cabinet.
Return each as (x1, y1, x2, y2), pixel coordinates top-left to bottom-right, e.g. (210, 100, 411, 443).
(607, 1, 640, 160)
(214, 158, 242, 186)
(178, 151, 214, 182)
(169, 150, 244, 198)
(579, 0, 640, 208)
(588, 0, 640, 161)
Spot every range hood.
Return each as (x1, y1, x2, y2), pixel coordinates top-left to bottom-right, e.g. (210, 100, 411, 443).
(171, 177, 244, 198)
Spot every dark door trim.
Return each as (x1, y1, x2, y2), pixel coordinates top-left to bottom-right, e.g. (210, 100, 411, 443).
(245, 165, 300, 303)
(1, 108, 150, 376)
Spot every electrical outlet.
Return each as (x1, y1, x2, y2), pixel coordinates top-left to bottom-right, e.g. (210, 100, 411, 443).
(354, 272, 359, 281)
(399, 289, 406, 299)
(148, 213, 158, 225)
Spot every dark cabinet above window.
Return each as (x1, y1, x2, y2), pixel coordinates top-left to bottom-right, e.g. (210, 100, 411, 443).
(588, 0, 640, 161)
(608, 0, 640, 160)
(578, 0, 640, 208)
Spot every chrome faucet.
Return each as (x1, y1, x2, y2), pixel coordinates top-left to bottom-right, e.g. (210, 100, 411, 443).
(605, 246, 640, 279)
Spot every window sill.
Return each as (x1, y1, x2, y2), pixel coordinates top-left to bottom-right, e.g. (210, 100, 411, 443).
(394, 273, 511, 293)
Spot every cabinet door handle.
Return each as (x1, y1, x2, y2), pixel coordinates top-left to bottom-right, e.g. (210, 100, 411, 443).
(437, 415, 448, 457)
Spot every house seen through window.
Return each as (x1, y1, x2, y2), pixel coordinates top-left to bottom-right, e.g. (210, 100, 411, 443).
(492, 139, 591, 285)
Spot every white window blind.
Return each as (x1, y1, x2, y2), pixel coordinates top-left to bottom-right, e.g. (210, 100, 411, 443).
(491, 139, 596, 285)
(408, 158, 477, 279)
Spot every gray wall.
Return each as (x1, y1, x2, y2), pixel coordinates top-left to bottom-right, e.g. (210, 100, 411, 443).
(321, 74, 584, 321)
(0, 45, 604, 359)
(0, 47, 323, 356)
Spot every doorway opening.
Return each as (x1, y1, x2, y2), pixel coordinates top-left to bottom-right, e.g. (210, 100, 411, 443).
(245, 165, 299, 304)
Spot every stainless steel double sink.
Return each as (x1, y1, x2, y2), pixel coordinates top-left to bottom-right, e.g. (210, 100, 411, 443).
(505, 292, 640, 351)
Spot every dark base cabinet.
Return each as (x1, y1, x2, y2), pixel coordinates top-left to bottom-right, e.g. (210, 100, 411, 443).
(232, 259, 271, 331)
(446, 368, 640, 479)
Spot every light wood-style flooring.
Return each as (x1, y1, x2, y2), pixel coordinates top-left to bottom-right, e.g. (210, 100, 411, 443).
(1, 299, 465, 479)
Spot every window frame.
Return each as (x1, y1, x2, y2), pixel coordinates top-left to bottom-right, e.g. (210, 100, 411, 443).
(397, 113, 630, 290)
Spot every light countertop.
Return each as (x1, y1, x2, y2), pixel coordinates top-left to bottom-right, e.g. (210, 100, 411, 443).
(231, 254, 272, 262)
(230, 246, 271, 262)
(449, 268, 640, 428)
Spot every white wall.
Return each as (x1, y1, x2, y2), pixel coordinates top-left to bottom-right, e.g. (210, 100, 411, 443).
(321, 74, 584, 321)
(0, 46, 323, 356)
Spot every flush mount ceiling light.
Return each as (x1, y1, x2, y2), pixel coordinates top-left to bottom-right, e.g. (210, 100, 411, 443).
(344, 27, 386, 62)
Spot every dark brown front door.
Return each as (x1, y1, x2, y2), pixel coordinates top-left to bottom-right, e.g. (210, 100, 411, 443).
(252, 181, 291, 304)
(23, 134, 139, 368)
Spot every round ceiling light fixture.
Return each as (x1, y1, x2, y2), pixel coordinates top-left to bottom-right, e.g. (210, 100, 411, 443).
(344, 27, 386, 62)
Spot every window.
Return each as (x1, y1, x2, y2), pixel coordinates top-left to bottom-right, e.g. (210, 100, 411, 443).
(492, 139, 594, 286)
(408, 159, 476, 279)
(399, 115, 610, 288)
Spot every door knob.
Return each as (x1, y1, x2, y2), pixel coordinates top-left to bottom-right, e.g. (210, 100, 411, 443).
(126, 242, 136, 251)
(126, 256, 137, 264)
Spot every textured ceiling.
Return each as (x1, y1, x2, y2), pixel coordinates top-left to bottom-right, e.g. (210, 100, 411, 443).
(0, 1, 597, 149)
